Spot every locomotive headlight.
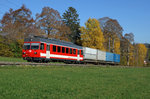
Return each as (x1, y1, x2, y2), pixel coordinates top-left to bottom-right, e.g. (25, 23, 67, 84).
(34, 52, 37, 54)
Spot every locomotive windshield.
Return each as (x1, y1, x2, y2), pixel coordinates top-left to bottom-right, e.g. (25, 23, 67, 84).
(23, 43, 30, 50)
(31, 43, 40, 50)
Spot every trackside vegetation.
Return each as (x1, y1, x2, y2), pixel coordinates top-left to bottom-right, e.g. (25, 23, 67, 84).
(0, 66, 150, 99)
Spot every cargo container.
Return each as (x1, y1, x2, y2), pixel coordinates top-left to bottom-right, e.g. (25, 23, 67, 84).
(97, 50, 106, 61)
(106, 52, 114, 62)
(114, 54, 120, 63)
(83, 47, 97, 60)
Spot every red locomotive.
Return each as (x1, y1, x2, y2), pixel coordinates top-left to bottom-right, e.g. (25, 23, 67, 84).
(22, 36, 83, 63)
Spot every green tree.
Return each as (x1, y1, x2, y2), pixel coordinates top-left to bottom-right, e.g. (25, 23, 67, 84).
(62, 7, 80, 44)
(80, 18, 105, 51)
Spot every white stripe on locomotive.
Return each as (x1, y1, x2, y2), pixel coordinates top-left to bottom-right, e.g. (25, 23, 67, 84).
(40, 53, 83, 60)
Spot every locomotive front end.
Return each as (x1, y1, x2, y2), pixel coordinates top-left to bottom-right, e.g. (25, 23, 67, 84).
(22, 42, 41, 62)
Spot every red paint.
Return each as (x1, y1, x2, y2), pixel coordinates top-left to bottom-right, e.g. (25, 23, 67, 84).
(22, 41, 83, 61)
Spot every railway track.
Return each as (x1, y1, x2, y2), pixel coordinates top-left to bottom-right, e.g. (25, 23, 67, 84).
(0, 61, 148, 68)
(0, 61, 87, 66)
(0, 61, 108, 67)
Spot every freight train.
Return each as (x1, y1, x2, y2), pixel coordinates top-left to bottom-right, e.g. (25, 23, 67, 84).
(22, 36, 120, 64)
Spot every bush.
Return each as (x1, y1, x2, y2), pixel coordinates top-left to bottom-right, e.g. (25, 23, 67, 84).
(0, 43, 14, 57)
(9, 42, 22, 58)
(0, 36, 22, 58)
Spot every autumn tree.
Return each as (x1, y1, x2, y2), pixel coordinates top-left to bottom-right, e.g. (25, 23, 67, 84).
(98, 17, 111, 31)
(1, 5, 37, 41)
(98, 17, 123, 53)
(36, 7, 61, 37)
(0, 22, 2, 33)
(0, 5, 39, 57)
(128, 44, 135, 66)
(114, 37, 120, 54)
(36, 7, 71, 41)
(53, 22, 71, 41)
(134, 44, 147, 66)
(144, 43, 150, 65)
(119, 33, 134, 66)
(120, 33, 135, 66)
(62, 7, 80, 44)
(124, 33, 134, 44)
(80, 18, 105, 50)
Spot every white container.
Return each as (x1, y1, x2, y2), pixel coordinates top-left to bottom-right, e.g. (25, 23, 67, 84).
(97, 50, 106, 61)
(83, 47, 97, 60)
(84, 47, 97, 54)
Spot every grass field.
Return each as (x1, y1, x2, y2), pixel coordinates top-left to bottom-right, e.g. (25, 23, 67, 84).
(0, 57, 26, 62)
(0, 66, 150, 99)
(0, 57, 64, 64)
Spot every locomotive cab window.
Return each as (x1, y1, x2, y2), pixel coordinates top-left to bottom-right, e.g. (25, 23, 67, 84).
(40, 43, 44, 50)
(46, 45, 50, 51)
(23, 43, 30, 50)
(31, 43, 39, 50)
(53, 45, 56, 52)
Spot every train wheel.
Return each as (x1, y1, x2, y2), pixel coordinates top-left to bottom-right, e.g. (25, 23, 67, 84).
(27, 60, 32, 62)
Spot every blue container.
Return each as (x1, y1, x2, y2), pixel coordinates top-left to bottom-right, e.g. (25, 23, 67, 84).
(106, 52, 114, 62)
(114, 54, 120, 63)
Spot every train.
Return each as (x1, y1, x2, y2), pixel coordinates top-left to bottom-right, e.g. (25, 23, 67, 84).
(22, 36, 120, 65)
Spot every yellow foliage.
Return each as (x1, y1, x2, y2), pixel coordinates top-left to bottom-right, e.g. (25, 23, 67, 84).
(129, 44, 134, 66)
(137, 44, 147, 66)
(114, 37, 120, 54)
(17, 39, 24, 48)
(80, 18, 105, 51)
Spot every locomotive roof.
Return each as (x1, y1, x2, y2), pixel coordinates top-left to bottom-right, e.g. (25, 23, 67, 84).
(24, 36, 83, 49)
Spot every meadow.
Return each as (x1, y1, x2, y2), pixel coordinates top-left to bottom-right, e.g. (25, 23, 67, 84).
(0, 57, 27, 62)
(0, 66, 150, 99)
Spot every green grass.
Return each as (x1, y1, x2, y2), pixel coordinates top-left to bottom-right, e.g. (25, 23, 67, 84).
(0, 66, 150, 99)
(0, 57, 64, 64)
(0, 57, 26, 62)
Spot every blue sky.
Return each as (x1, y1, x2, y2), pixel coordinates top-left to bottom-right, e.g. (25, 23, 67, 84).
(0, 0, 150, 43)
